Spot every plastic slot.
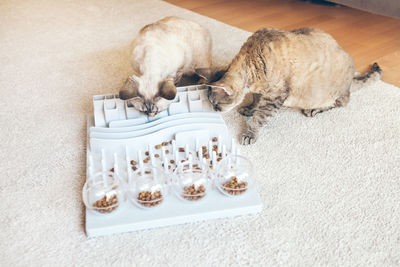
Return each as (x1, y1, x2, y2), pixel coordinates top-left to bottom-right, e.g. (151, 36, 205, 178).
(90, 113, 221, 133)
(90, 118, 224, 139)
(90, 122, 230, 153)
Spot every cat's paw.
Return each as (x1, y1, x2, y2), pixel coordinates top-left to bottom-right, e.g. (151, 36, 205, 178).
(241, 132, 258, 145)
(238, 107, 254, 117)
(301, 109, 323, 117)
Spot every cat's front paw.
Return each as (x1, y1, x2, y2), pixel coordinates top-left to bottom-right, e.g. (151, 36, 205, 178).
(241, 132, 258, 145)
(238, 107, 254, 117)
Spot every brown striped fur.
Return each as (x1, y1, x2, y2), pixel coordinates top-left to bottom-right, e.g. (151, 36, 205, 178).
(207, 27, 382, 145)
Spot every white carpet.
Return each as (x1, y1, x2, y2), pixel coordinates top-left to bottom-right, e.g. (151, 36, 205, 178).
(1, 0, 399, 266)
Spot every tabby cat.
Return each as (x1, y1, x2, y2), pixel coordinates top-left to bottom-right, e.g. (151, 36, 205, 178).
(205, 27, 382, 145)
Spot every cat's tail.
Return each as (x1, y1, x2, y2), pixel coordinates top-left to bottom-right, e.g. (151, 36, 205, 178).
(350, 62, 383, 92)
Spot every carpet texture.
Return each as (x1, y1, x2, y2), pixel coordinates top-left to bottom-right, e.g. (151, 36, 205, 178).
(1, 0, 399, 266)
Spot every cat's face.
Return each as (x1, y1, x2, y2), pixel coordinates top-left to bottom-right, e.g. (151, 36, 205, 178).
(207, 84, 236, 112)
(119, 75, 177, 117)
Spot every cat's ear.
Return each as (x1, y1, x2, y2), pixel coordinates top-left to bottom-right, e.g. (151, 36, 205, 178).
(159, 77, 177, 100)
(195, 68, 213, 83)
(119, 75, 140, 100)
(210, 84, 233, 96)
(195, 67, 227, 83)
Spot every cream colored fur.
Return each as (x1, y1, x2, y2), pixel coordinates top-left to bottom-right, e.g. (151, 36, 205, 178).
(120, 16, 212, 116)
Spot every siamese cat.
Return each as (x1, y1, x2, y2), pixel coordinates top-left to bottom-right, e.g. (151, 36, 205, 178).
(119, 16, 212, 116)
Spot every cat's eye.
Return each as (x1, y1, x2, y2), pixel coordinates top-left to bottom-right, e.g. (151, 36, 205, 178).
(214, 104, 221, 111)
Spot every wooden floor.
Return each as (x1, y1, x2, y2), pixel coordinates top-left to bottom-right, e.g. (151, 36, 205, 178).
(166, 0, 400, 86)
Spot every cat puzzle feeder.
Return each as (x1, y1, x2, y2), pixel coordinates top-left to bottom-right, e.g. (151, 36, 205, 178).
(84, 84, 262, 237)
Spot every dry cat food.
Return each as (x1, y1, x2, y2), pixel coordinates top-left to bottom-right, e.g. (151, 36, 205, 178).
(137, 191, 163, 207)
(131, 160, 137, 165)
(92, 194, 119, 213)
(212, 137, 218, 142)
(162, 142, 169, 146)
(179, 147, 185, 152)
(155, 144, 162, 149)
(182, 184, 206, 201)
(222, 177, 248, 195)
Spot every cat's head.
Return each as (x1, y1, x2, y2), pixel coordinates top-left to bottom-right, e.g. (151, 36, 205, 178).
(119, 75, 177, 117)
(207, 83, 236, 112)
(195, 67, 237, 112)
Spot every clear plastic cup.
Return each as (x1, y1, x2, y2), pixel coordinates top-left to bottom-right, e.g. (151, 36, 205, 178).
(214, 155, 252, 197)
(82, 171, 125, 215)
(129, 166, 167, 209)
(173, 159, 209, 202)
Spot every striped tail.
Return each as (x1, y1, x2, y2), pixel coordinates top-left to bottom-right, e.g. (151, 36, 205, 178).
(350, 63, 383, 92)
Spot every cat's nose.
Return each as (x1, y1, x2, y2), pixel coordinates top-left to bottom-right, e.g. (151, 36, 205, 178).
(147, 113, 155, 117)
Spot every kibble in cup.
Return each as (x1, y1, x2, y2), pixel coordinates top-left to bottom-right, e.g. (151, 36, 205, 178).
(173, 160, 209, 202)
(215, 155, 252, 197)
(129, 166, 167, 209)
(82, 171, 125, 215)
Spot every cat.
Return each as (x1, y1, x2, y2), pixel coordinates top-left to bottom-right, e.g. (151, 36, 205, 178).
(204, 27, 382, 145)
(119, 16, 212, 117)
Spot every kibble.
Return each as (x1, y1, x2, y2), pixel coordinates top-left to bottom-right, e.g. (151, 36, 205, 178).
(154, 154, 160, 158)
(203, 154, 210, 159)
(179, 147, 185, 152)
(132, 166, 138, 171)
(182, 184, 206, 201)
(145, 151, 149, 156)
(92, 194, 119, 213)
(222, 177, 248, 195)
(162, 142, 169, 146)
(212, 137, 218, 142)
(170, 159, 175, 164)
(165, 150, 169, 154)
(217, 157, 222, 162)
(137, 191, 163, 207)
(131, 160, 137, 165)
(155, 144, 162, 149)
